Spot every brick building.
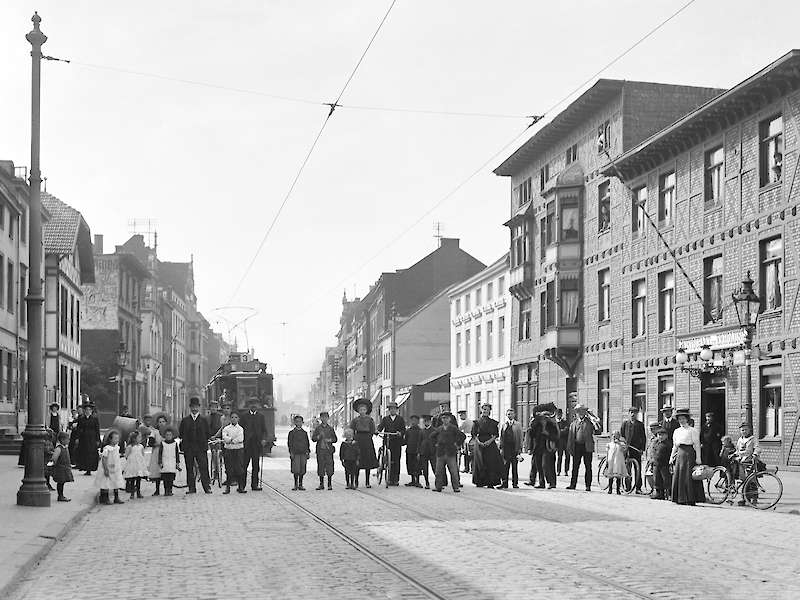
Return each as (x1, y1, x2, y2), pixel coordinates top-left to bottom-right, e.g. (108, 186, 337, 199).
(494, 79, 725, 428)
(602, 50, 800, 467)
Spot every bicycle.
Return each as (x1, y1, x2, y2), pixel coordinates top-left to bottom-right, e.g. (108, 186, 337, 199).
(375, 431, 400, 488)
(597, 445, 641, 495)
(705, 459, 783, 510)
(208, 439, 226, 489)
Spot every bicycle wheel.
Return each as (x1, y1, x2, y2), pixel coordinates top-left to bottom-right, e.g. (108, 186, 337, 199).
(622, 459, 639, 495)
(218, 454, 226, 488)
(642, 466, 654, 495)
(743, 471, 783, 510)
(597, 457, 609, 490)
(384, 448, 391, 489)
(376, 448, 385, 485)
(705, 467, 730, 505)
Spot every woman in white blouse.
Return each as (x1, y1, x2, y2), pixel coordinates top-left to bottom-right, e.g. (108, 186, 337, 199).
(669, 408, 705, 505)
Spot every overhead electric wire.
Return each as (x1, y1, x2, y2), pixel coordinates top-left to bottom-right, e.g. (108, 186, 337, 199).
(292, 0, 703, 318)
(227, 0, 398, 302)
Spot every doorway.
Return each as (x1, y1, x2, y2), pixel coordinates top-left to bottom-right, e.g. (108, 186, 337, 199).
(701, 374, 726, 434)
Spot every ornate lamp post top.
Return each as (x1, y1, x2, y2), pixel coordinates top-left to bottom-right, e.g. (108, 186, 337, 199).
(26, 12, 47, 48)
(733, 271, 760, 329)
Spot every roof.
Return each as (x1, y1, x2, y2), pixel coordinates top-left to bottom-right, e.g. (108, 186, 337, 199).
(447, 253, 509, 296)
(159, 261, 192, 296)
(41, 192, 95, 283)
(415, 372, 450, 387)
(604, 50, 800, 178)
(494, 79, 626, 176)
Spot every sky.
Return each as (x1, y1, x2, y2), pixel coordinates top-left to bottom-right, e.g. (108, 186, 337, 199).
(1, 0, 799, 403)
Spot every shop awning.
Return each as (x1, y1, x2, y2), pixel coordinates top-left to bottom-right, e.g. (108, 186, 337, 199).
(395, 392, 410, 407)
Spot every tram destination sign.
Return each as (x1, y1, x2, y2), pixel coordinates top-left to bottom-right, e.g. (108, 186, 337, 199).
(678, 328, 747, 353)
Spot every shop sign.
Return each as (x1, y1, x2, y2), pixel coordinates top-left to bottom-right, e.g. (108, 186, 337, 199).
(679, 328, 746, 353)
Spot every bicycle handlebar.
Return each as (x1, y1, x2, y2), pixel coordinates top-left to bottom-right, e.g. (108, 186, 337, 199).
(377, 431, 401, 436)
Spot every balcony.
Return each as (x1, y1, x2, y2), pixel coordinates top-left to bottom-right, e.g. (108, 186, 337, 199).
(509, 263, 534, 300)
(541, 324, 582, 353)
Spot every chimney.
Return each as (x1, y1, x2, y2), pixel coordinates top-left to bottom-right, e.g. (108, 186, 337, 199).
(94, 234, 104, 255)
(439, 237, 459, 249)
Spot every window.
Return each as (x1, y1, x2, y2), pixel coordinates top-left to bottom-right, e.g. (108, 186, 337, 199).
(561, 205, 580, 241)
(486, 320, 494, 359)
(760, 115, 783, 186)
(475, 288, 482, 307)
(598, 268, 610, 322)
(9, 214, 15, 240)
(498, 276, 505, 295)
(21, 206, 26, 243)
(539, 163, 550, 191)
(561, 279, 580, 325)
(497, 389, 504, 414)
(761, 365, 782, 438)
(658, 270, 674, 332)
(540, 202, 555, 257)
(658, 171, 675, 224)
(658, 374, 674, 412)
(455, 298, 461, 315)
(519, 299, 531, 340)
(60, 364, 67, 409)
(565, 143, 578, 165)
(632, 278, 646, 337)
(6, 261, 12, 315)
(704, 255, 723, 323)
(542, 281, 555, 332)
(511, 221, 530, 267)
(465, 329, 471, 366)
(498, 316, 505, 356)
(598, 181, 611, 232)
(464, 293, 470, 312)
(632, 186, 647, 237)
(761, 237, 783, 311)
(598, 370, 610, 433)
(518, 177, 532, 206)
(487, 282, 494, 302)
(597, 120, 611, 152)
(632, 376, 646, 419)
(0, 204, 5, 231)
(70, 294, 75, 339)
(20, 267, 27, 327)
(475, 325, 482, 362)
(704, 146, 724, 206)
(60, 285, 68, 334)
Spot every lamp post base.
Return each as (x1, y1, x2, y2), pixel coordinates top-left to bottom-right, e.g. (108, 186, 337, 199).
(16, 425, 51, 507)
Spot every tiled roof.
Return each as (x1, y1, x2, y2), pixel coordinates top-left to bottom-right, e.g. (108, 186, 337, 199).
(159, 261, 191, 294)
(41, 192, 95, 283)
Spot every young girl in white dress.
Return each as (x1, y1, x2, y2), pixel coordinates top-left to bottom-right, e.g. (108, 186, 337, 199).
(95, 430, 126, 505)
(605, 430, 628, 495)
(123, 431, 148, 499)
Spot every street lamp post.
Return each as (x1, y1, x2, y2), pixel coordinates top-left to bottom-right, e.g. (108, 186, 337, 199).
(732, 271, 760, 427)
(114, 341, 129, 416)
(17, 12, 49, 507)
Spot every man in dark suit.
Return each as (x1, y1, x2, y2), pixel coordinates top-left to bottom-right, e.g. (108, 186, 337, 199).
(240, 397, 268, 491)
(620, 406, 647, 494)
(659, 406, 680, 451)
(179, 397, 212, 494)
(701, 411, 724, 466)
(377, 401, 406, 486)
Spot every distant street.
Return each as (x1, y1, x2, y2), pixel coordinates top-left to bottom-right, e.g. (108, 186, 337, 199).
(9, 426, 800, 600)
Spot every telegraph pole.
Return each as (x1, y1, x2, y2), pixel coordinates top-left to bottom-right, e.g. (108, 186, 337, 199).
(18, 12, 49, 507)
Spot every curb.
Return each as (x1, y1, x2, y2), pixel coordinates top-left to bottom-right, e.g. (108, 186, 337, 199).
(0, 494, 97, 599)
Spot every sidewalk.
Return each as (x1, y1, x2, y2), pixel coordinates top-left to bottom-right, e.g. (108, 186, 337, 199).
(0, 456, 97, 598)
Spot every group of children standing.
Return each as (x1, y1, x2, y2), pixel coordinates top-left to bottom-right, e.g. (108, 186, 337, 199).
(605, 423, 672, 497)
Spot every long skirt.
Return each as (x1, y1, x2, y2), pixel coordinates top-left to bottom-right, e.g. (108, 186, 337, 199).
(355, 431, 378, 470)
(76, 437, 99, 472)
(472, 440, 503, 487)
(671, 444, 705, 505)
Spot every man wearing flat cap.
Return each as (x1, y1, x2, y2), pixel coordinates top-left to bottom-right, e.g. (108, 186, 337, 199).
(179, 396, 212, 494)
(377, 401, 406, 486)
(619, 406, 646, 494)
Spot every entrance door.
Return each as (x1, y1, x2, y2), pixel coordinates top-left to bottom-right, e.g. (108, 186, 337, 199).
(701, 374, 726, 433)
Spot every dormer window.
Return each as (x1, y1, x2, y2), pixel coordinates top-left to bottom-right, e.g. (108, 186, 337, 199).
(597, 120, 611, 153)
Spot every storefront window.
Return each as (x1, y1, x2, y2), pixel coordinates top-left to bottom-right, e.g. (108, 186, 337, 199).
(760, 365, 782, 439)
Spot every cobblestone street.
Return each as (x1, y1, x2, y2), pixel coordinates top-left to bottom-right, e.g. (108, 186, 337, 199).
(9, 429, 800, 600)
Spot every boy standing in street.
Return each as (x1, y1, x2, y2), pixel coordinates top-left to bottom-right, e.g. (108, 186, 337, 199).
(418, 415, 435, 489)
(312, 411, 338, 490)
(650, 427, 672, 500)
(404, 415, 422, 487)
(340, 428, 360, 489)
(430, 412, 466, 493)
(288, 415, 311, 491)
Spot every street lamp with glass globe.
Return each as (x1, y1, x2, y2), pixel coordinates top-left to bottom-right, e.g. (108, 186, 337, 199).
(732, 271, 760, 426)
(114, 342, 129, 416)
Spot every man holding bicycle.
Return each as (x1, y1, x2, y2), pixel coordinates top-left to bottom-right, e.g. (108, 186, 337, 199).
(377, 401, 406, 486)
(619, 406, 646, 494)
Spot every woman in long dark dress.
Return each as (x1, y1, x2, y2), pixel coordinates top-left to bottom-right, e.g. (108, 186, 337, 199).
(76, 404, 101, 475)
(349, 398, 378, 488)
(669, 408, 705, 505)
(472, 403, 503, 488)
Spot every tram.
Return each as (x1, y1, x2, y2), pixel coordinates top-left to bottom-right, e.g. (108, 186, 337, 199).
(205, 351, 277, 453)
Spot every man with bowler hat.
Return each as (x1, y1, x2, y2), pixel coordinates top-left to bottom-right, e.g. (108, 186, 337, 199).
(566, 404, 602, 491)
(619, 406, 646, 494)
(377, 400, 406, 486)
(241, 397, 268, 490)
(179, 397, 212, 494)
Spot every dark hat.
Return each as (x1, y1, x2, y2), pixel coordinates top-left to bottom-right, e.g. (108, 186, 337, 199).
(438, 400, 450, 407)
(457, 409, 467, 414)
(656, 427, 668, 435)
(49, 402, 59, 410)
(386, 401, 398, 409)
(409, 414, 420, 420)
(439, 411, 454, 420)
(142, 414, 153, 421)
(421, 414, 432, 420)
(352, 397, 372, 415)
(293, 414, 304, 421)
(319, 411, 329, 418)
(660, 405, 674, 412)
(247, 396, 260, 405)
(739, 421, 752, 429)
(705, 412, 715, 417)
(189, 397, 201, 407)
(648, 421, 660, 429)
(628, 406, 639, 414)
(534, 402, 558, 417)
(674, 408, 691, 419)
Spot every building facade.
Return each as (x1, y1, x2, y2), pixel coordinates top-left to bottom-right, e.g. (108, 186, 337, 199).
(449, 254, 512, 421)
(42, 193, 94, 419)
(603, 51, 800, 468)
(494, 79, 724, 429)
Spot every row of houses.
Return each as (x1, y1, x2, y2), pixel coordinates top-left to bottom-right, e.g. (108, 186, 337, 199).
(0, 160, 229, 435)
(314, 50, 800, 468)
